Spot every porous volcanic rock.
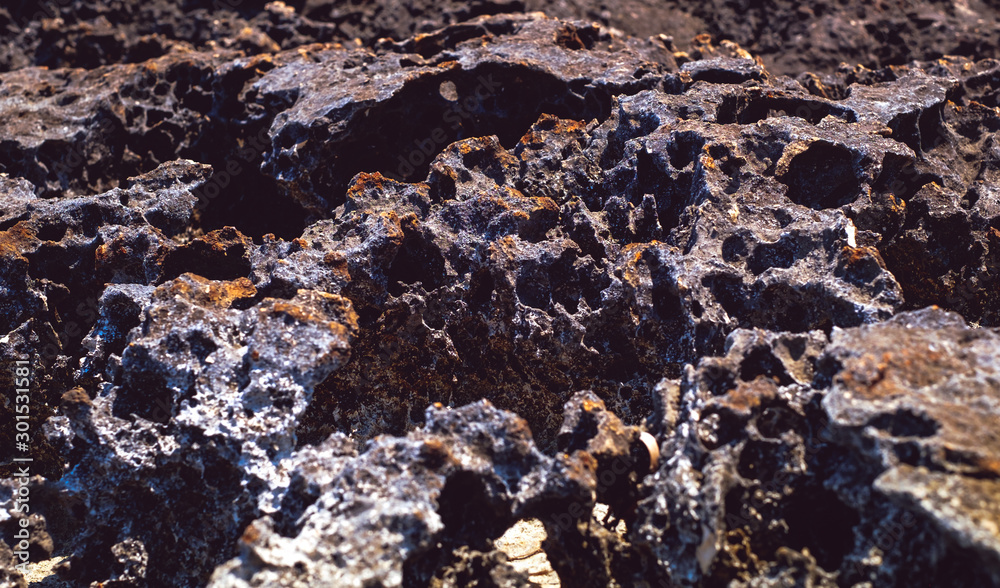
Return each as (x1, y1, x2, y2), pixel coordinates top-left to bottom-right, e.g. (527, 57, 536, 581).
(3, 0, 998, 76)
(0, 4, 999, 588)
(636, 308, 1000, 587)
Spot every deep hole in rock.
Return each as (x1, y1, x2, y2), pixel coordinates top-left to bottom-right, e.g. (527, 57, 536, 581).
(703, 274, 746, 323)
(666, 131, 704, 170)
(185, 331, 219, 362)
(872, 153, 936, 201)
(24, 248, 105, 367)
(160, 227, 254, 283)
(654, 176, 693, 235)
(163, 77, 312, 240)
(722, 234, 749, 262)
(515, 266, 552, 310)
(600, 111, 662, 169)
(735, 96, 855, 125)
(755, 402, 805, 438)
(868, 409, 940, 438)
(39, 61, 308, 239)
(437, 471, 510, 550)
(550, 250, 593, 314)
(387, 229, 448, 297)
(737, 439, 788, 481)
(778, 142, 861, 209)
(192, 160, 310, 240)
(756, 283, 866, 333)
(918, 104, 947, 152)
(783, 486, 860, 572)
(747, 238, 797, 275)
(760, 285, 815, 332)
(739, 347, 794, 386)
(466, 269, 496, 313)
(36, 221, 68, 242)
(695, 321, 727, 356)
(652, 282, 684, 323)
(289, 66, 616, 211)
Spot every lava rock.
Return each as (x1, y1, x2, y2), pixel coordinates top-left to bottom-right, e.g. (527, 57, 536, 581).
(1, 5, 999, 588)
(633, 308, 1000, 586)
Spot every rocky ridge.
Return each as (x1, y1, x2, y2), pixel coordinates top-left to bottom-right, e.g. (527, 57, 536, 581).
(0, 3, 999, 587)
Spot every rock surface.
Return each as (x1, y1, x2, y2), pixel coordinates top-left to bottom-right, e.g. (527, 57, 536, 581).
(2, 0, 999, 75)
(0, 2, 999, 588)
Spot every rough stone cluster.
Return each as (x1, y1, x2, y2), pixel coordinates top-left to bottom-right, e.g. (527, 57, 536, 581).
(1, 1, 1000, 587)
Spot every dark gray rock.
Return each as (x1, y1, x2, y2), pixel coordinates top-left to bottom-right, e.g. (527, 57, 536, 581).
(632, 308, 1000, 586)
(1, 6, 999, 588)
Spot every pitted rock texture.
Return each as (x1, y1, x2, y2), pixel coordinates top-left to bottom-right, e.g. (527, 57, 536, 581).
(2, 0, 998, 76)
(636, 308, 1000, 587)
(0, 4, 999, 588)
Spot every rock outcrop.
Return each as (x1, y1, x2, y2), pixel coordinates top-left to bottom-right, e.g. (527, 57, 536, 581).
(1, 3, 999, 587)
